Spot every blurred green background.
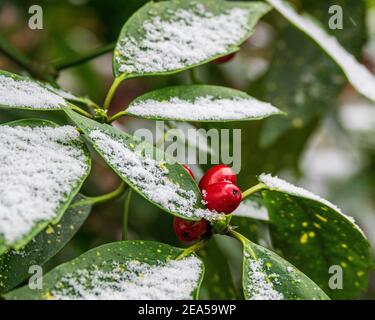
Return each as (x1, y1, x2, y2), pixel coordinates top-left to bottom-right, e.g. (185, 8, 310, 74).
(0, 0, 374, 299)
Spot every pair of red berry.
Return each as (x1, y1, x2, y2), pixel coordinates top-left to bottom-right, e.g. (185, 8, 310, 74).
(173, 164, 242, 242)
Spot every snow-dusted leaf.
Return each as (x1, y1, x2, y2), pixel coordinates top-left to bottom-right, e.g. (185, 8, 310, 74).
(65, 109, 218, 222)
(241, 237, 329, 300)
(4, 241, 204, 300)
(125, 85, 284, 122)
(0, 194, 92, 294)
(266, 0, 375, 103)
(259, 173, 372, 299)
(113, 0, 270, 79)
(0, 71, 68, 110)
(0, 119, 91, 254)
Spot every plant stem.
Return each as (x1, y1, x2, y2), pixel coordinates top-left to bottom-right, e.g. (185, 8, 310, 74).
(0, 35, 57, 82)
(189, 68, 201, 84)
(122, 189, 133, 241)
(69, 104, 93, 118)
(241, 183, 266, 201)
(228, 229, 257, 259)
(103, 76, 124, 111)
(72, 182, 127, 208)
(53, 42, 116, 71)
(177, 239, 208, 260)
(108, 111, 127, 123)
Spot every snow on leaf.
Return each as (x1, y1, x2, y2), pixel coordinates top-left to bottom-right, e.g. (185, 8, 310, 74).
(126, 85, 283, 122)
(0, 121, 90, 252)
(266, 0, 375, 102)
(51, 256, 202, 300)
(0, 71, 67, 110)
(88, 129, 216, 221)
(114, 0, 270, 77)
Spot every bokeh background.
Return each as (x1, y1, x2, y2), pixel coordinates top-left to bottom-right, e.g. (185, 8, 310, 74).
(0, 0, 374, 299)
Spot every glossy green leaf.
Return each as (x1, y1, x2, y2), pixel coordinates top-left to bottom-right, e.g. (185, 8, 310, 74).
(199, 237, 238, 299)
(0, 119, 91, 254)
(266, 0, 375, 103)
(258, 174, 373, 299)
(257, 0, 366, 146)
(65, 109, 216, 221)
(241, 236, 329, 300)
(125, 85, 284, 122)
(113, 0, 270, 79)
(4, 241, 205, 300)
(0, 194, 92, 294)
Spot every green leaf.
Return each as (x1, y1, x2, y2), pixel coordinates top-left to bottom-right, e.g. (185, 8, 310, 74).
(0, 70, 68, 111)
(199, 237, 238, 299)
(0, 194, 92, 294)
(125, 85, 284, 122)
(240, 235, 329, 300)
(258, 173, 373, 299)
(0, 119, 91, 254)
(65, 109, 216, 221)
(257, 0, 366, 147)
(113, 0, 270, 79)
(4, 241, 205, 300)
(266, 0, 375, 103)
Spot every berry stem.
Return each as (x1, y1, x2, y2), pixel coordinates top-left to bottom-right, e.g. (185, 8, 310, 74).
(177, 238, 208, 260)
(71, 182, 127, 208)
(122, 189, 133, 241)
(228, 229, 257, 260)
(241, 183, 266, 201)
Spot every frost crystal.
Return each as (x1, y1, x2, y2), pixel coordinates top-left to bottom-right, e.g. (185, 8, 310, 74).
(51, 256, 202, 300)
(267, 0, 375, 102)
(0, 74, 67, 109)
(115, 5, 251, 74)
(245, 255, 284, 300)
(0, 125, 88, 243)
(127, 96, 281, 121)
(89, 130, 216, 220)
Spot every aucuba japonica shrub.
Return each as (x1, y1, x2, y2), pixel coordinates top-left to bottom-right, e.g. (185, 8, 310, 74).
(0, 0, 374, 300)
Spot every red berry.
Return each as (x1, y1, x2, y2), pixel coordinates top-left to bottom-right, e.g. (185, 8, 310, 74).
(202, 181, 242, 214)
(173, 217, 209, 242)
(198, 164, 236, 191)
(182, 165, 195, 180)
(213, 52, 236, 65)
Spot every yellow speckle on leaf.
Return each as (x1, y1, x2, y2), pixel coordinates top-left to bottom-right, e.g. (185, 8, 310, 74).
(341, 243, 348, 249)
(357, 271, 365, 277)
(340, 261, 347, 268)
(315, 214, 327, 222)
(308, 231, 316, 238)
(46, 225, 54, 235)
(302, 222, 308, 227)
(300, 233, 309, 244)
(313, 223, 321, 229)
(265, 262, 272, 268)
(43, 291, 54, 300)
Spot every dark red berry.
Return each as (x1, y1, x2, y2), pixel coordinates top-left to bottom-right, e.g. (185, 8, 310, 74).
(198, 164, 236, 191)
(213, 52, 236, 65)
(173, 217, 209, 242)
(183, 165, 195, 180)
(202, 181, 242, 214)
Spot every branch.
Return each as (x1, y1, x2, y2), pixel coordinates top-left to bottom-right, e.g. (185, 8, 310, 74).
(0, 34, 57, 82)
(53, 42, 116, 71)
